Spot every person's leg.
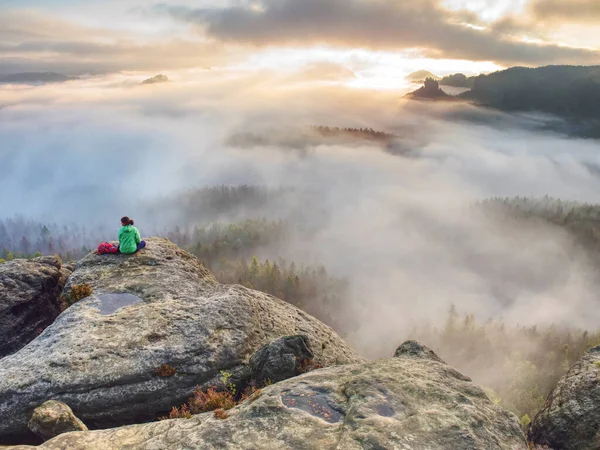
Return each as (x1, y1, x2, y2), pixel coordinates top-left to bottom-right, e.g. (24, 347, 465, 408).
(135, 240, 146, 252)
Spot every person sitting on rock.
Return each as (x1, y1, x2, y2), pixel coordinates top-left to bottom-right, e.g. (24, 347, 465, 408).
(118, 216, 146, 254)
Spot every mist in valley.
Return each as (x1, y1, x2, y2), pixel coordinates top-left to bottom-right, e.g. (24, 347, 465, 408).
(3, 69, 600, 421)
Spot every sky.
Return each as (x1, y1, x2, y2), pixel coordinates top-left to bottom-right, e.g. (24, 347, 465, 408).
(0, 0, 599, 83)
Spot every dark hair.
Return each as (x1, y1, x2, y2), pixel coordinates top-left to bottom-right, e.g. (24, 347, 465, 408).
(121, 216, 134, 226)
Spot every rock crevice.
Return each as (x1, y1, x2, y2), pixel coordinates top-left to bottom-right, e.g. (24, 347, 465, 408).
(0, 256, 71, 359)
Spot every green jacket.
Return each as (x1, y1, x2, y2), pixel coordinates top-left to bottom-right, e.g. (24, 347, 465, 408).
(118, 225, 141, 254)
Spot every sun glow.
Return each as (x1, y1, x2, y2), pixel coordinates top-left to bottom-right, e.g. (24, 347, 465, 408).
(237, 47, 502, 91)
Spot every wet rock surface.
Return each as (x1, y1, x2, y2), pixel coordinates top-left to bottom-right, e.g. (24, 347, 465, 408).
(0, 256, 70, 359)
(0, 238, 360, 443)
(7, 342, 527, 450)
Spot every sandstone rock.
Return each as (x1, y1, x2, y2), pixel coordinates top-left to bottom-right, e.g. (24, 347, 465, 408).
(529, 345, 600, 450)
(6, 341, 527, 450)
(0, 256, 68, 358)
(28, 401, 87, 441)
(0, 238, 360, 442)
(248, 335, 314, 386)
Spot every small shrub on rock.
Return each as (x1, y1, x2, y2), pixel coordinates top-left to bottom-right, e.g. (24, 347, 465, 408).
(165, 387, 236, 419)
(166, 404, 192, 419)
(189, 387, 236, 413)
(71, 283, 93, 301)
(156, 364, 177, 377)
(60, 283, 93, 310)
(162, 375, 264, 421)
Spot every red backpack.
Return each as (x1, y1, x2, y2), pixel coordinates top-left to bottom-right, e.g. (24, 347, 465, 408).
(97, 242, 119, 255)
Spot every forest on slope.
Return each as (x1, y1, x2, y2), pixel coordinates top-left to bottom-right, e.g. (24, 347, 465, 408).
(3, 188, 600, 426)
(458, 66, 600, 136)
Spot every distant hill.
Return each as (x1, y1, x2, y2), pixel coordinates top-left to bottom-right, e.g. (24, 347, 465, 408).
(440, 73, 475, 88)
(406, 78, 453, 100)
(142, 74, 169, 85)
(406, 70, 441, 83)
(460, 65, 600, 119)
(0, 72, 78, 84)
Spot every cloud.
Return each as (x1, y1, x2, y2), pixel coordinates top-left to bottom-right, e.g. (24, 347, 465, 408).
(0, 10, 238, 75)
(530, 0, 600, 23)
(166, 0, 599, 65)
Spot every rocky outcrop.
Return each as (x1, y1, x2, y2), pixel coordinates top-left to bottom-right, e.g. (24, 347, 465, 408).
(6, 341, 527, 450)
(0, 238, 360, 442)
(529, 345, 600, 450)
(0, 256, 70, 358)
(406, 78, 453, 100)
(28, 401, 87, 441)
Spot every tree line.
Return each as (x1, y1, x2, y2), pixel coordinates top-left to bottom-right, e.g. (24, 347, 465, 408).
(311, 126, 394, 142)
(410, 305, 600, 428)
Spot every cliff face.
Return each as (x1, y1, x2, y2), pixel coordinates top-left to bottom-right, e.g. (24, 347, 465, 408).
(8, 342, 527, 450)
(0, 238, 361, 442)
(0, 256, 70, 358)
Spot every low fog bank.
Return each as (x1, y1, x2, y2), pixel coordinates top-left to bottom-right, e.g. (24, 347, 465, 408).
(2, 70, 600, 359)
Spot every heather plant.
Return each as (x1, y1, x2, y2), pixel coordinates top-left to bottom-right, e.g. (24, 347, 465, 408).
(162, 372, 263, 420)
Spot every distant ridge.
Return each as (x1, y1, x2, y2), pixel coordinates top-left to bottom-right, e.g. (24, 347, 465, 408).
(460, 65, 600, 120)
(0, 72, 78, 84)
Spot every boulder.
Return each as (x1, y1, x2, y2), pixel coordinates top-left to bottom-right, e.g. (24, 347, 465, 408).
(529, 345, 600, 450)
(0, 238, 360, 442)
(28, 401, 87, 441)
(0, 256, 69, 358)
(6, 341, 527, 450)
(248, 335, 314, 386)
(394, 339, 446, 362)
